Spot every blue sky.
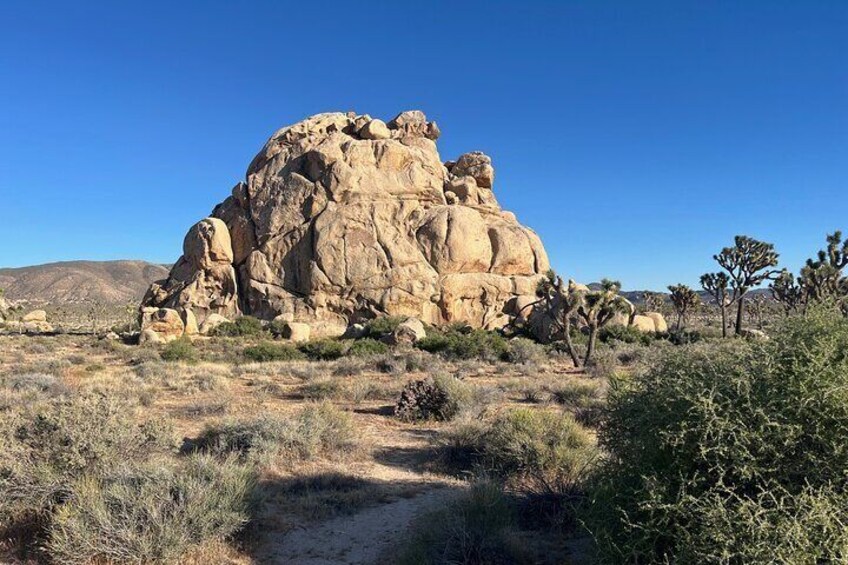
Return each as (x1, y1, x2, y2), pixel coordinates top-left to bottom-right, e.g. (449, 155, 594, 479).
(1, 1, 845, 290)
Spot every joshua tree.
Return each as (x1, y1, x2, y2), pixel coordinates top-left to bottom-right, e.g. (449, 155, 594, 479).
(536, 270, 585, 368)
(642, 291, 666, 314)
(745, 294, 770, 329)
(771, 269, 805, 315)
(667, 284, 700, 330)
(577, 279, 631, 366)
(700, 272, 733, 337)
(800, 231, 848, 305)
(771, 231, 848, 315)
(712, 236, 780, 335)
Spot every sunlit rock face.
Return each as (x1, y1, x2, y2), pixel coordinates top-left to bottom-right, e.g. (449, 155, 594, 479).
(142, 111, 550, 336)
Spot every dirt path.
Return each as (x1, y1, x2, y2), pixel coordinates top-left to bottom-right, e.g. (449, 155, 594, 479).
(253, 417, 465, 564)
(255, 486, 456, 564)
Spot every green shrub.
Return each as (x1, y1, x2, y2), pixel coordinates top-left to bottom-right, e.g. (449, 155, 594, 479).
(416, 327, 509, 361)
(480, 409, 595, 494)
(160, 337, 197, 362)
(598, 324, 653, 346)
(243, 342, 305, 362)
(586, 311, 848, 563)
(46, 454, 256, 564)
(665, 328, 703, 345)
(298, 339, 347, 361)
(210, 316, 265, 337)
(346, 338, 389, 357)
(395, 480, 531, 565)
(394, 375, 478, 422)
(362, 316, 405, 339)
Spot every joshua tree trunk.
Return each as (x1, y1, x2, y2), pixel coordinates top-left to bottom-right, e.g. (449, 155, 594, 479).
(735, 296, 745, 335)
(584, 324, 598, 366)
(562, 318, 581, 368)
(719, 303, 728, 338)
(676, 312, 683, 331)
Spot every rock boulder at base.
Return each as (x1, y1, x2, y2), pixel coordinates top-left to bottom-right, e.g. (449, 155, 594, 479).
(643, 311, 668, 333)
(385, 317, 427, 345)
(139, 329, 163, 345)
(631, 315, 657, 333)
(280, 322, 310, 343)
(140, 308, 185, 342)
(740, 328, 769, 340)
(199, 313, 230, 335)
(182, 309, 200, 336)
(141, 111, 550, 334)
(22, 310, 47, 323)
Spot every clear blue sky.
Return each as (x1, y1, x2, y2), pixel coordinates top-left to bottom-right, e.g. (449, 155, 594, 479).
(1, 1, 846, 290)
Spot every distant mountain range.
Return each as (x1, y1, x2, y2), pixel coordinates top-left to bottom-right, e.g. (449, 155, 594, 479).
(0, 259, 775, 308)
(0, 260, 170, 305)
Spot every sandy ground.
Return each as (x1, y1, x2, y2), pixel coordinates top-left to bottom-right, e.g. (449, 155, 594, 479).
(257, 487, 457, 564)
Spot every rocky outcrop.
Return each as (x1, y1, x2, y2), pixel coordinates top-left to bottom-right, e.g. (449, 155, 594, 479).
(142, 111, 550, 335)
(631, 315, 657, 333)
(22, 310, 47, 323)
(139, 307, 185, 343)
(643, 311, 668, 333)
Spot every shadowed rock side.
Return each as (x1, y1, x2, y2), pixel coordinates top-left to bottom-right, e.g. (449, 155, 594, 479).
(142, 111, 550, 336)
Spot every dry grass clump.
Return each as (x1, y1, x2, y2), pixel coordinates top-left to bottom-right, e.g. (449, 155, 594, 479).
(505, 337, 547, 365)
(45, 454, 256, 565)
(394, 480, 533, 565)
(547, 379, 607, 427)
(377, 349, 433, 375)
(195, 402, 357, 465)
(297, 378, 343, 401)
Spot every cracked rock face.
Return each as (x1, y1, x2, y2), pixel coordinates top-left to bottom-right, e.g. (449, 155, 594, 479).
(142, 110, 550, 336)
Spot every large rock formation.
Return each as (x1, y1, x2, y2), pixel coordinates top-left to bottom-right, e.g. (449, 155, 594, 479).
(142, 111, 550, 336)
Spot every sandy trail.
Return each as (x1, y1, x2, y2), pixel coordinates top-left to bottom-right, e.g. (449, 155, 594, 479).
(255, 486, 456, 564)
(253, 419, 464, 564)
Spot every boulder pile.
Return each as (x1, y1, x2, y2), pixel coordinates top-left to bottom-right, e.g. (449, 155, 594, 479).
(141, 111, 550, 339)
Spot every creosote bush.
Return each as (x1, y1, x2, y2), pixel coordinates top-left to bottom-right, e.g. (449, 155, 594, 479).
(298, 339, 347, 361)
(210, 316, 265, 337)
(243, 342, 306, 362)
(598, 324, 652, 346)
(160, 337, 198, 363)
(416, 326, 509, 361)
(362, 316, 405, 340)
(586, 310, 848, 563)
(346, 338, 389, 357)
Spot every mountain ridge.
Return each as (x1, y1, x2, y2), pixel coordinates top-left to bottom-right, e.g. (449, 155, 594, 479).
(0, 260, 170, 305)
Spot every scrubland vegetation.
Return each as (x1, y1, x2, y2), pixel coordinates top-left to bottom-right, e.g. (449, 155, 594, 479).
(1, 231, 847, 564)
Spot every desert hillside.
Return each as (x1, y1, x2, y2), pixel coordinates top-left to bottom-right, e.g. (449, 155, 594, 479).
(0, 260, 169, 304)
